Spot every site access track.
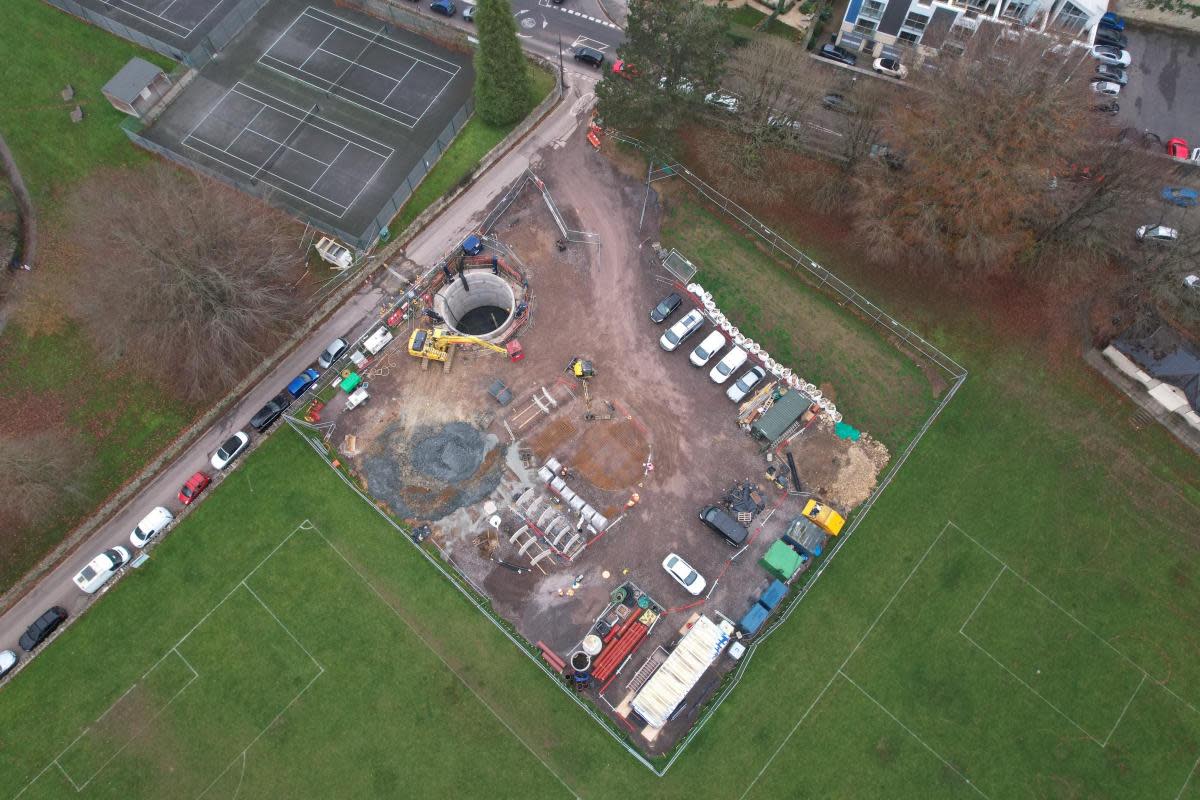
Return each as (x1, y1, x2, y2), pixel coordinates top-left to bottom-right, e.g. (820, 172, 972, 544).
(0, 67, 604, 671)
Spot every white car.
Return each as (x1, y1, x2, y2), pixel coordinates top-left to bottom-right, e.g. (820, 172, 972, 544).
(689, 330, 726, 367)
(0, 649, 17, 679)
(659, 308, 705, 351)
(130, 506, 175, 548)
(704, 91, 739, 113)
(872, 57, 908, 79)
(210, 431, 250, 471)
(317, 337, 349, 369)
(1090, 81, 1121, 97)
(1091, 45, 1131, 67)
(709, 346, 748, 383)
(727, 365, 767, 403)
(662, 553, 707, 596)
(73, 546, 131, 594)
(1136, 225, 1179, 244)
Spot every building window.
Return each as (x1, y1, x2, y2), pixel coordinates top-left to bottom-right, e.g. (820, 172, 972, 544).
(1002, 0, 1031, 18)
(898, 29, 922, 43)
(1055, 1, 1088, 33)
(860, 0, 886, 19)
(903, 11, 930, 30)
(855, 18, 879, 33)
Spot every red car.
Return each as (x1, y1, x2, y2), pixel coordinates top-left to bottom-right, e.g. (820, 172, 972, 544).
(612, 60, 639, 80)
(1167, 137, 1190, 160)
(178, 471, 212, 505)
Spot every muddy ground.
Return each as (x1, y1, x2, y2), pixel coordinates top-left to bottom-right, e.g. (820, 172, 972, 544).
(321, 127, 890, 755)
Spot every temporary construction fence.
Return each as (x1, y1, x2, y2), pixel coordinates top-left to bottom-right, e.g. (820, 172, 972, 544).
(481, 169, 600, 245)
(42, 0, 270, 68)
(121, 100, 474, 252)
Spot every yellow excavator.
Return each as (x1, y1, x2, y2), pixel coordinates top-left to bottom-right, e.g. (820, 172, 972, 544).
(408, 327, 507, 370)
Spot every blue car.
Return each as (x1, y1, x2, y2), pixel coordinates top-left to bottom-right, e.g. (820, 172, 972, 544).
(431, 0, 456, 16)
(286, 368, 321, 398)
(1162, 187, 1200, 207)
(1100, 11, 1124, 31)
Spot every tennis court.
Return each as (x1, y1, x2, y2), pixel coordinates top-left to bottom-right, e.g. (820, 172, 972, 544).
(182, 81, 393, 217)
(259, 6, 459, 128)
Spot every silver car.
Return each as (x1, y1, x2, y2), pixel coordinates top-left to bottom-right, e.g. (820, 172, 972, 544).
(727, 365, 767, 403)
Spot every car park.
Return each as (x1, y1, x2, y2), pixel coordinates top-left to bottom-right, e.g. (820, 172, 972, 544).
(709, 346, 748, 384)
(178, 472, 211, 505)
(1167, 137, 1190, 160)
(1136, 224, 1179, 244)
(286, 368, 320, 398)
(1093, 64, 1128, 86)
(818, 43, 857, 66)
(1094, 28, 1127, 48)
(18, 607, 68, 652)
(659, 308, 705, 351)
(699, 505, 748, 546)
(1091, 81, 1121, 97)
(211, 431, 250, 470)
(689, 329, 726, 367)
(662, 553, 707, 596)
(726, 365, 767, 403)
(317, 337, 349, 369)
(462, 3, 474, 20)
(430, 0, 455, 15)
(250, 392, 291, 431)
(0, 649, 17, 679)
(1162, 187, 1200, 207)
(821, 93, 856, 114)
(573, 46, 604, 68)
(1091, 45, 1131, 67)
(73, 546, 130, 594)
(650, 292, 682, 323)
(872, 57, 908, 79)
(131, 505, 174, 546)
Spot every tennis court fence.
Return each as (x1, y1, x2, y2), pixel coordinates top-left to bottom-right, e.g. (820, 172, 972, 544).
(43, 0, 270, 68)
(121, 99, 473, 251)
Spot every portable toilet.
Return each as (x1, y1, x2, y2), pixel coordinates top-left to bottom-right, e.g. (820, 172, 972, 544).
(759, 580, 788, 611)
(739, 602, 770, 636)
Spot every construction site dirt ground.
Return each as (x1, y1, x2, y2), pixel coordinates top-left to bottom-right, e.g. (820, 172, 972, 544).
(319, 130, 891, 754)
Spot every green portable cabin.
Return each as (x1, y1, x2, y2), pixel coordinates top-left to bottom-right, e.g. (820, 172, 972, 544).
(751, 389, 812, 442)
(759, 540, 806, 582)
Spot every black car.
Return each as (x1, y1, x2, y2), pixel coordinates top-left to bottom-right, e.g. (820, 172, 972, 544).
(574, 46, 604, 68)
(250, 392, 292, 431)
(1091, 100, 1120, 115)
(19, 606, 68, 652)
(699, 505, 748, 547)
(1094, 28, 1127, 48)
(1094, 64, 1128, 86)
(650, 292, 682, 323)
(821, 92, 857, 114)
(818, 43, 857, 67)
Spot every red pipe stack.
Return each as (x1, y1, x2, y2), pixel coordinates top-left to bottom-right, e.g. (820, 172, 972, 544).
(592, 613, 649, 684)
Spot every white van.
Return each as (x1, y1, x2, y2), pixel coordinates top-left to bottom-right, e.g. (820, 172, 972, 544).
(660, 309, 705, 352)
(709, 346, 748, 383)
(689, 330, 726, 367)
(73, 547, 130, 594)
(131, 506, 175, 548)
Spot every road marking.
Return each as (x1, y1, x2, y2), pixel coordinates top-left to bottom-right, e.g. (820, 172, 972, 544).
(538, 0, 620, 29)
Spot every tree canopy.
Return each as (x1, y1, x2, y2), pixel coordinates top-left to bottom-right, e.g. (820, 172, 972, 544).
(473, 0, 534, 126)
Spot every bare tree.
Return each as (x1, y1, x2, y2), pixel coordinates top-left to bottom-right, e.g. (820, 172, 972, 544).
(68, 164, 306, 401)
(723, 38, 823, 158)
(0, 431, 87, 528)
(853, 23, 1098, 278)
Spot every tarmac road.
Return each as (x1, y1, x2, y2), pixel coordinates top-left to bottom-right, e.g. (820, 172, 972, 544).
(0, 62, 603, 678)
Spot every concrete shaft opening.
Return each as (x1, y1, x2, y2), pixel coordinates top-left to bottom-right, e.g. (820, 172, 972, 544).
(434, 272, 516, 342)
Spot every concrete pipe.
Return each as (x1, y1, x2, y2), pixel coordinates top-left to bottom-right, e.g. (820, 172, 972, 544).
(433, 272, 517, 343)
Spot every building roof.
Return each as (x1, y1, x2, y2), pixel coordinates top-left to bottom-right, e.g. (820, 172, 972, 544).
(102, 58, 165, 104)
(1113, 328, 1200, 412)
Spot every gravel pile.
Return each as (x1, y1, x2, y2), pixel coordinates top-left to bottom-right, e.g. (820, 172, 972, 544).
(411, 422, 486, 482)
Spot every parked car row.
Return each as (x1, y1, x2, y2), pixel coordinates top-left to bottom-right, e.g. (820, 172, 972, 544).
(654, 294, 768, 402)
(1089, 14, 1131, 102)
(7, 333, 356, 671)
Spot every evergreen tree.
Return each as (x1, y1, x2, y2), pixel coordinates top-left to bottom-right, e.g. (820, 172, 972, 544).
(473, 0, 533, 126)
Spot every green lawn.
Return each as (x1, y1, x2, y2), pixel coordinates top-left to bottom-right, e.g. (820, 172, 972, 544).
(389, 68, 557, 234)
(0, 325, 195, 589)
(660, 193, 939, 449)
(729, 4, 799, 40)
(1, 0, 174, 205)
